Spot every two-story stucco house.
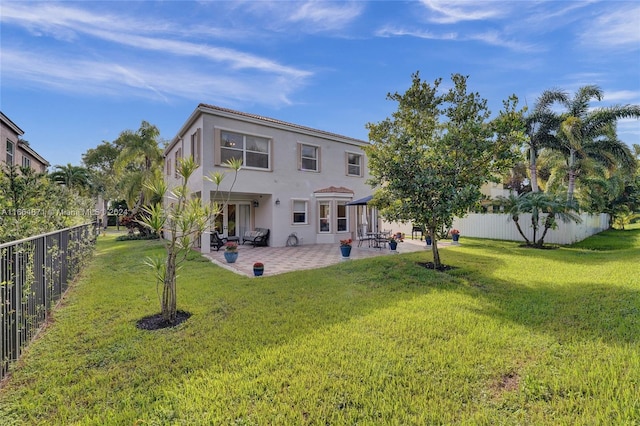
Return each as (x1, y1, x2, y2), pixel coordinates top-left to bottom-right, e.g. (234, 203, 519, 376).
(1, 111, 49, 173)
(164, 104, 377, 251)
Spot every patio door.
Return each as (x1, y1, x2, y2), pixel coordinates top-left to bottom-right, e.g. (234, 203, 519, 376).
(214, 203, 251, 239)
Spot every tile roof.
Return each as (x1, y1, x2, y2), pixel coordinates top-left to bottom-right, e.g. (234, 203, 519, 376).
(199, 103, 368, 144)
(314, 186, 354, 194)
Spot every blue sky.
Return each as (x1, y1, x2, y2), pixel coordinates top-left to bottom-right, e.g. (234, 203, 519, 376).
(1, 1, 639, 169)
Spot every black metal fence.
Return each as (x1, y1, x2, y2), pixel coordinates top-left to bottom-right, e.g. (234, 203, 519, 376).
(0, 223, 97, 380)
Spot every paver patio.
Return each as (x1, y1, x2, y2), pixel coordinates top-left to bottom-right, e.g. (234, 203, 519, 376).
(203, 238, 453, 277)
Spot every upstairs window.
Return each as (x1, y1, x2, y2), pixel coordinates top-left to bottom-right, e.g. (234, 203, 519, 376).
(346, 152, 362, 177)
(174, 148, 182, 178)
(22, 156, 31, 168)
(299, 143, 320, 172)
(219, 130, 270, 169)
(191, 129, 201, 166)
(6, 140, 14, 165)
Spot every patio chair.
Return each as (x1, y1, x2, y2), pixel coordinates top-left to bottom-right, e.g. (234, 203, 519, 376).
(357, 228, 373, 247)
(242, 228, 270, 247)
(210, 231, 227, 251)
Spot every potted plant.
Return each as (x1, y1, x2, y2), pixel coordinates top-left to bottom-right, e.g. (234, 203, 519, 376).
(388, 234, 402, 251)
(339, 238, 352, 258)
(224, 241, 239, 263)
(450, 229, 460, 244)
(253, 262, 264, 276)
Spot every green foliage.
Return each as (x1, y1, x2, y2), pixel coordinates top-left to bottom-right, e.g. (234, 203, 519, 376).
(497, 191, 581, 247)
(1, 230, 639, 424)
(0, 164, 94, 243)
(114, 233, 159, 241)
(366, 72, 521, 267)
(49, 163, 91, 195)
(113, 120, 164, 213)
(82, 140, 121, 200)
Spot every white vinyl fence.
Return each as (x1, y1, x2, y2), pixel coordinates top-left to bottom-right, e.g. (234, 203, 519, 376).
(384, 213, 609, 245)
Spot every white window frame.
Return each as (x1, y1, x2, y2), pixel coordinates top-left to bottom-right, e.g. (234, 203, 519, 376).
(22, 156, 31, 168)
(299, 143, 320, 172)
(337, 201, 348, 232)
(166, 158, 171, 176)
(292, 199, 309, 225)
(318, 201, 331, 233)
(346, 151, 362, 177)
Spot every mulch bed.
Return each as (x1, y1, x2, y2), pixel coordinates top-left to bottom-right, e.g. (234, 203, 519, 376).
(417, 262, 456, 271)
(136, 310, 192, 331)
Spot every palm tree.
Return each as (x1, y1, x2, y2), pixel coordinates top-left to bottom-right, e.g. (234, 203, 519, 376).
(498, 191, 581, 247)
(114, 121, 163, 215)
(524, 89, 568, 192)
(544, 85, 640, 203)
(49, 163, 91, 193)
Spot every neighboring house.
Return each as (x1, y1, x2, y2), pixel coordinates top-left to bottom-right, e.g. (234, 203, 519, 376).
(1, 111, 49, 173)
(165, 104, 374, 250)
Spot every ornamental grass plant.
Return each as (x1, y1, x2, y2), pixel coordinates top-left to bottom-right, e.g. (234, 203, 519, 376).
(1, 226, 638, 424)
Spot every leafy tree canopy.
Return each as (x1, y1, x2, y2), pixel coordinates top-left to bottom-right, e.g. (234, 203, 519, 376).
(365, 72, 523, 268)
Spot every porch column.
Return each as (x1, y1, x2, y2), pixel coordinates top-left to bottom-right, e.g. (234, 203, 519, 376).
(200, 188, 211, 254)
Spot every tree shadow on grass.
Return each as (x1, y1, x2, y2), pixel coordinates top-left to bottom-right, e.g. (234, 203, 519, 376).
(439, 248, 640, 346)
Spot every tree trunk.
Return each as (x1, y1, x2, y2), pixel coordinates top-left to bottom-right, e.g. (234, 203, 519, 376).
(530, 215, 538, 244)
(567, 148, 576, 204)
(530, 146, 539, 193)
(429, 227, 441, 268)
(162, 251, 177, 323)
(513, 217, 530, 245)
(536, 214, 555, 247)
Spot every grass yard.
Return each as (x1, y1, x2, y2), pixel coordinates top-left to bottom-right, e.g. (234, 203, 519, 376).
(1, 226, 639, 424)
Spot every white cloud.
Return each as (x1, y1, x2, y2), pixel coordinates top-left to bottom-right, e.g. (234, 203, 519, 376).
(602, 90, 640, 103)
(0, 2, 311, 105)
(1, 48, 305, 106)
(288, 1, 364, 31)
(578, 5, 640, 50)
(419, 0, 507, 24)
(376, 26, 457, 41)
(376, 26, 537, 52)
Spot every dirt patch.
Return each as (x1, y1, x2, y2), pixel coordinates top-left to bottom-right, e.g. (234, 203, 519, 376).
(136, 310, 191, 331)
(518, 244, 558, 250)
(416, 262, 457, 272)
(489, 371, 521, 398)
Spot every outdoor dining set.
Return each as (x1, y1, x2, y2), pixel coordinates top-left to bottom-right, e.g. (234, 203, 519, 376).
(357, 229, 393, 249)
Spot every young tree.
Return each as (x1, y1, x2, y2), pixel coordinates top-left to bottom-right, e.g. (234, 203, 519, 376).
(140, 157, 242, 325)
(366, 72, 521, 268)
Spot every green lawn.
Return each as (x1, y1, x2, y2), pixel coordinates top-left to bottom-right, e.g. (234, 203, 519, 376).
(1, 227, 639, 424)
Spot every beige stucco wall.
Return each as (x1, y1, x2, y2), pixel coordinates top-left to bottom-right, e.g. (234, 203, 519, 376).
(1, 113, 49, 173)
(165, 106, 372, 248)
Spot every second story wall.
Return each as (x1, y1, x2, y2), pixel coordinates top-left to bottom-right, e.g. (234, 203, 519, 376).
(1, 112, 49, 173)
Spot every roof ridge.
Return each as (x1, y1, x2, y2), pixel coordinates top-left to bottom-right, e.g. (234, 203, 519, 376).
(199, 103, 368, 144)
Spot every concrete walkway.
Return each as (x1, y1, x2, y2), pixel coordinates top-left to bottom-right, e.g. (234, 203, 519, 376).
(203, 238, 453, 277)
